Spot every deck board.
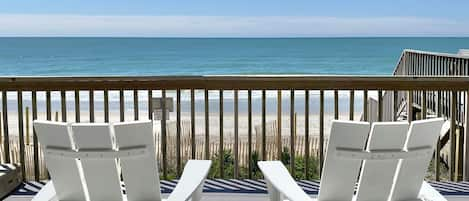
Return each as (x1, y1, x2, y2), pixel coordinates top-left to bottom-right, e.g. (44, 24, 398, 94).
(4, 179, 469, 201)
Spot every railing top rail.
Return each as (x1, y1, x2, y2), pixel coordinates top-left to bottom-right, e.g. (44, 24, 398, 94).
(1, 75, 469, 90)
(393, 49, 469, 75)
(403, 49, 469, 59)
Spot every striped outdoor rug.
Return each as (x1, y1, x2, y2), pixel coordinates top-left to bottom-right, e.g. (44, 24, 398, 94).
(10, 179, 469, 196)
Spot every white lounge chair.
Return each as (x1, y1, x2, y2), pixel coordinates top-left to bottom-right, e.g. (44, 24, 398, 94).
(258, 118, 446, 201)
(32, 120, 211, 201)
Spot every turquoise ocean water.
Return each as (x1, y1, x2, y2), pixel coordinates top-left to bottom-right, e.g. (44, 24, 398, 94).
(1, 37, 469, 76)
(1, 37, 469, 114)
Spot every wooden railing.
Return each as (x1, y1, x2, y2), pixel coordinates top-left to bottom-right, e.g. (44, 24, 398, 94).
(1, 76, 469, 181)
(389, 49, 469, 181)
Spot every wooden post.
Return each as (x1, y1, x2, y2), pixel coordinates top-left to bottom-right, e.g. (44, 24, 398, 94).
(119, 90, 124, 122)
(26, 107, 30, 145)
(349, 90, 354, 120)
(191, 89, 196, 159)
(61, 91, 66, 122)
(319, 90, 324, 175)
(176, 89, 181, 176)
(89, 90, 95, 122)
(234, 90, 239, 178)
(248, 90, 252, 179)
(219, 90, 224, 178)
(407, 90, 413, 123)
(277, 90, 282, 160)
(378, 90, 383, 121)
(262, 90, 266, 160)
(334, 90, 339, 119)
(32, 91, 39, 181)
(75, 90, 80, 122)
(17, 91, 25, 180)
(204, 89, 210, 160)
(464, 90, 469, 181)
(393, 90, 398, 121)
(422, 90, 427, 119)
(305, 90, 310, 179)
(363, 90, 368, 122)
(134, 90, 139, 120)
(450, 91, 457, 181)
(290, 89, 295, 176)
(435, 91, 442, 181)
(0, 111, 2, 148)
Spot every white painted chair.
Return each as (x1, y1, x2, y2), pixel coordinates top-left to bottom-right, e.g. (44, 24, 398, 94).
(32, 120, 211, 201)
(258, 118, 446, 201)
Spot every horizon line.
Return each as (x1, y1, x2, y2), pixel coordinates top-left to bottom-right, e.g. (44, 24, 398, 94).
(1, 36, 469, 38)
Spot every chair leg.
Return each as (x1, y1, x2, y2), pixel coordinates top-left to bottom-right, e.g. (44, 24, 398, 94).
(266, 179, 282, 201)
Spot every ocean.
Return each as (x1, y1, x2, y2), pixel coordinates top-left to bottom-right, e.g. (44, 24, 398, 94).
(1, 37, 469, 76)
(0, 37, 468, 114)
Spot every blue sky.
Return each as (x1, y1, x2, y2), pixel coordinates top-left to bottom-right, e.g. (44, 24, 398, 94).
(1, 0, 469, 37)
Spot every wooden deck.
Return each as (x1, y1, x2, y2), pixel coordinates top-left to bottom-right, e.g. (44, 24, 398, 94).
(4, 179, 469, 201)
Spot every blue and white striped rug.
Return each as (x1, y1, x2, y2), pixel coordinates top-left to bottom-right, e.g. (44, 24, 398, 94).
(10, 179, 469, 196)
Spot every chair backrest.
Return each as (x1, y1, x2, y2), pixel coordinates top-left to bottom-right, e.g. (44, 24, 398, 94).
(318, 118, 444, 201)
(34, 120, 160, 201)
(318, 120, 370, 201)
(113, 120, 162, 201)
(71, 123, 123, 201)
(33, 121, 87, 201)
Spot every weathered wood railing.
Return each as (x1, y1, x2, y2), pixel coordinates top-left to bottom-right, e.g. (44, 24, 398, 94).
(1, 76, 469, 182)
(389, 49, 469, 181)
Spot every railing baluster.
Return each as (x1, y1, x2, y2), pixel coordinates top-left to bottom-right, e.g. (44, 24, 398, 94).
(204, 89, 210, 160)
(334, 90, 339, 119)
(104, 89, 109, 123)
(435, 89, 441, 189)
(32, 91, 39, 180)
(161, 89, 167, 179)
(46, 91, 51, 121)
(119, 89, 124, 122)
(290, 89, 295, 176)
(148, 90, 153, 120)
(134, 90, 139, 120)
(319, 90, 324, 175)
(422, 90, 427, 119)
(17, 91, 25, 180)
(277, 90, 282, 160)
(408, 90, 413, 122)
(75, 90, 80, 122)
(176, 89, 181, 176)
(464, 90, 469, 181)
(393, 90, 398, 121)
(191, 89, 196, 159)
(89, 90, 94, 123)
(262, 90, 266, 160)
(2, 91, 9, 163)
(234, 90, 239, 178)
(305, 90, 310, 179)
(61, 91, 66, 122)
(248, 89, 252, 179)
(349, 90, 354, 120)
(219, 90, 224, 178)
(378, 90, 383, 121)
(450, 90, 457, 181)
(363, 90, 368, 122)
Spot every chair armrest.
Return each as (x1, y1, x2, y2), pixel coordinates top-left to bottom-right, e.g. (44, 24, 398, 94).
(258, 161, 313, 201)
(418, 181, 447, 201)
(166, 160, 211, 201)
(32, 181, 58, 201)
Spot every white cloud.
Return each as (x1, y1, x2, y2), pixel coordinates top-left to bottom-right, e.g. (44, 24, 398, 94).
(0, 14, 468, 37)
